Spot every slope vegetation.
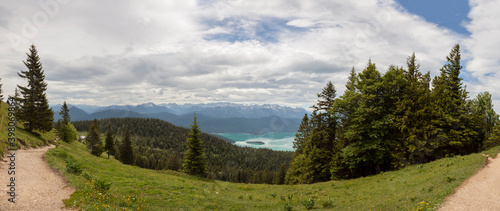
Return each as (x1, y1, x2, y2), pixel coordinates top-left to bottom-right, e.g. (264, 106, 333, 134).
(46, 140, 499, 210)
(0, 101, 56, 156)
(72, 118, 293, 184)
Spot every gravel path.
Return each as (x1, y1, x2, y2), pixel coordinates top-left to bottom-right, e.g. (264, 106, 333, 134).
(0, 146, 75, 211)
(440, 154, 500, 210)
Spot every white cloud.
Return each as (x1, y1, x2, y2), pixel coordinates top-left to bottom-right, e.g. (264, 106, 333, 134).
(464, 0, 500, 110)
(0, 0, 469, 109)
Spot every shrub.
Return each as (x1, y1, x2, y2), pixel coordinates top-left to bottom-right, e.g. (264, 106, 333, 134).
(94, 178, 112, 193)
(284, 203, 293, 211)
(322, 198, 335, 208)
(65, 159, 82, 174)
(302, 198, 315, 210)
(82, 172, 92, 181)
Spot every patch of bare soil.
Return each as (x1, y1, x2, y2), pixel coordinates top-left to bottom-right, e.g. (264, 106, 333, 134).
(440, 154, 500, 210)
(0, 146, 75, 211)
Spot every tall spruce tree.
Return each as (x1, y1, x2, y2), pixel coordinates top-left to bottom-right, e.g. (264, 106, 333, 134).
(104, 124, 115, 159)
(120, 129, 134, 165)
(432, 44, 479, 156)
(86, 119, 103, 156)
(59, 101, 70, 124)
(330, 67, 359, 179)
(57, 101, 77, 143)
(393, 53, 436, 166)
(292, 114, 310, 155)
(286, 82, 337, 184)
(340, 61, 395, 177)
(182, 114, 207, 177)
(17, 44, 54, 133)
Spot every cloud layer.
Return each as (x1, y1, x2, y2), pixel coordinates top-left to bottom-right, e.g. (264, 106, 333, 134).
(1, 0, 494, 109)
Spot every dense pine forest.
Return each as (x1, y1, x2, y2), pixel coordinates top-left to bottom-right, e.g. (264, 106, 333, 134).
(286, 44, 500, 184)
(73, 118, 293, 184)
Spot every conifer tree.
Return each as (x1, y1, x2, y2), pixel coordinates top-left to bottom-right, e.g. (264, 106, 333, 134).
(287, 82, 337, 184)
(104, 124, 115, 159)
(340, 61, 395, 177)
(275, 163, 287, 185)
(17, 44, 54, 133)
(59, 101, 70, 124)
(86, 119, 103, 156)
(472, 92, 499, 149)
(292, 114, 310, 154)
(432, 44, 479, 155)
(120, 129, 134, 165)
(182, 114, 207, 177)
(57, 101, 77, 143)
(393, 53, 436, 166)
(0, 77, 3, 106)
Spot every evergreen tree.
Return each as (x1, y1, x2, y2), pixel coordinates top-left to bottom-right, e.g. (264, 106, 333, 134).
(340, 61, 394, 177)
(59, 101, 70, 124)
(86, 119, 103, 156)
(104, 124, 115, 159)
(120, 129, 134, 165)
(286, 82, 337, 184)
(292, 114, 310, 154)
(12, 88, 21, 111)
(57, 102, 77, 143)
(182, 114, 207, 177)
(472, 92, 499, 149)
(432, 44, 479, 156)
(17, 44, 54, 133)
(0, 77, 3, 106)
(275, 163, 287, 185)
(393, 53, 436, 166)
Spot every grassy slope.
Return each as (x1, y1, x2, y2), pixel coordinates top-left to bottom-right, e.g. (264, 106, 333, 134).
(47, 140, 500, 211)
(0, 101, 56, 156)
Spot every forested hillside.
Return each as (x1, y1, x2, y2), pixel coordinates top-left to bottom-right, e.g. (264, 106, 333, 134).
(73, 118, 293, 184)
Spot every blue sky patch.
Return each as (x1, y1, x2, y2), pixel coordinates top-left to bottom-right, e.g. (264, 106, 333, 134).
(395, 0, 471, 35)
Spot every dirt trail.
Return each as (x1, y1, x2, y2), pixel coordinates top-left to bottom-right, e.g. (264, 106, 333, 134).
(440, 154, 500, 210)
(0, 146, 75, 211)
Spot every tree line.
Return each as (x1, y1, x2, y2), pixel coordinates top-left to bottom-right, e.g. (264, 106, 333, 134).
(286, 44, 500, 184)
(73, 117, 293, 184)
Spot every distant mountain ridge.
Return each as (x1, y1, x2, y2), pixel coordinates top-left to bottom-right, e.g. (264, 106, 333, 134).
(52, 102, 308, 134)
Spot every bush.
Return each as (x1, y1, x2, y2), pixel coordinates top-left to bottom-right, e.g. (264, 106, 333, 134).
(284, 203, 293, 211)
(322, 198, 335, 208)
(82, 172, 92, 181)
(302, 198, 315, 210)
(94, 178, 112, 193)
(65, 159, 82, 174)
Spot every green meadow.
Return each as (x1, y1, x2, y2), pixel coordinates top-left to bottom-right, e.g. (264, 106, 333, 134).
(45, 139, 499, 210)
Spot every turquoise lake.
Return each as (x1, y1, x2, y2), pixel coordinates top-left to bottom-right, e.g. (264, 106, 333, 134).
(214, 132, 296, 151)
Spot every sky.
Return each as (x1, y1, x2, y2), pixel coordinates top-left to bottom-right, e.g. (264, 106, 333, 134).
(1, 0, 499, 110)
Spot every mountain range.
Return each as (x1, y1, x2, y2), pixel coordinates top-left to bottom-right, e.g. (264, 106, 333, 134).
(52, 102, 308, 134)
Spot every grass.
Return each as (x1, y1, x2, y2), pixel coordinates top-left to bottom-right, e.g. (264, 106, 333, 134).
(0, 101, 56, 156)
(46, 140, 500, 210)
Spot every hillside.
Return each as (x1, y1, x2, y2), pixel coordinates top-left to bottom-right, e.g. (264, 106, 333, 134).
(72, 118, 293, 184)
(46, 140, 500, 210)
(0, 101, 56, 156)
